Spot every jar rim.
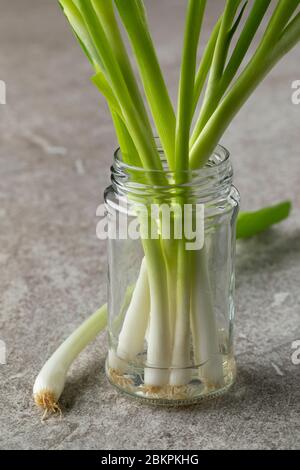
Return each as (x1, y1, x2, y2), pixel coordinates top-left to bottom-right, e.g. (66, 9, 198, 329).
(113, 140, 230, 177)
(111, 139, 233, 201)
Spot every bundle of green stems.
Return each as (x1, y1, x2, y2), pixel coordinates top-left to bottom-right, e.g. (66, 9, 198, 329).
(33, 0, 299, 412)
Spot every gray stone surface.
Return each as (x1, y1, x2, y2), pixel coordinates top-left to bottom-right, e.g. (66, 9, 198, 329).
(0, 0, 299, 450)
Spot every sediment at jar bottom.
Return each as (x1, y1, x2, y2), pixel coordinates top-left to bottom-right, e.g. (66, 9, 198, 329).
(106, 351, 236, 403)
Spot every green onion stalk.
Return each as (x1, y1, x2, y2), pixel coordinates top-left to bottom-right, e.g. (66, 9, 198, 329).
(34, 0, 299, 411)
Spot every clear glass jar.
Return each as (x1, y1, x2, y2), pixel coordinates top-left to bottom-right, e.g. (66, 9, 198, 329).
(104, 143, 240, 405)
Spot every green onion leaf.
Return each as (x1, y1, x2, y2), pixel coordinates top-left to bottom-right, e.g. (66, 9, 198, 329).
(237, 201, 292, 239)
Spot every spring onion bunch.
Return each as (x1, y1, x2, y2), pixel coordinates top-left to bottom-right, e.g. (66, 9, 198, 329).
(34, 0, 299, 413)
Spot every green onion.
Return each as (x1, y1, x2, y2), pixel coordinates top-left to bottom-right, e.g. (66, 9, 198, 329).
(34, 0, 299, 411)
(237, 201, 292, 239)
(176, 0, 206, 174)
(33, 304, 107, 418)
(115, 0, 176, 170)
(190, 0, 300, 168)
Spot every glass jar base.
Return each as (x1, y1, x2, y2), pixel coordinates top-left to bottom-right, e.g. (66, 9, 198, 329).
(106, 354, 236, 406)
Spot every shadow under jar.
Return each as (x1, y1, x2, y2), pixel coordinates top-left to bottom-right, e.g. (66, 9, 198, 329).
(104, 142, 240, 405)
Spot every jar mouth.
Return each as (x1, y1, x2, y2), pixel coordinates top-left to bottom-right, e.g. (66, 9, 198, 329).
(113, 140, 230, 178)
(111, 139, 233, 201)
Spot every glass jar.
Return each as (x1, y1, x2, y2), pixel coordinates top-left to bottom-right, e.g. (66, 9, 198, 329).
(103, 143, 240, 405)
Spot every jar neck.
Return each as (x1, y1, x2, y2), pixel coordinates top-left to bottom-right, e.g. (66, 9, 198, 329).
(111, 144, 233, 204)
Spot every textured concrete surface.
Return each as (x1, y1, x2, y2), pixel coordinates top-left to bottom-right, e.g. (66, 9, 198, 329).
(0, 0, 299, 450)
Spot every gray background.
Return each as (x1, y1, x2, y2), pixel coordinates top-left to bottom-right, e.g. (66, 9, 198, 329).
(0, 0, 299, 450)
